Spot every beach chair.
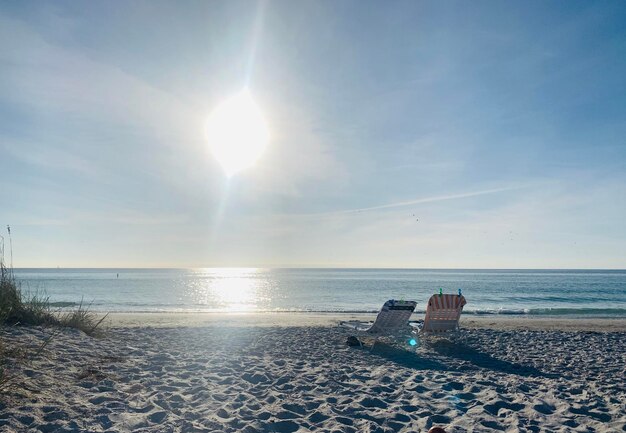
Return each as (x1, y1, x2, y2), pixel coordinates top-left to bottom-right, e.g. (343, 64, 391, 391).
(421, 293, 467, 335)
(340, 299, 418, 345)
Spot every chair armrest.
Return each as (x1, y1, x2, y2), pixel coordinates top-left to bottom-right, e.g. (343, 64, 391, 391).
(409, 322, 423, 331)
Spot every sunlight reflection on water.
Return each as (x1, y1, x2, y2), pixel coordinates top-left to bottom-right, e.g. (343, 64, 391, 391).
(185, 268, 272, 312)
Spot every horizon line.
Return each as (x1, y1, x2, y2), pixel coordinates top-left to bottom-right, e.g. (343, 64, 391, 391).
(9, 266, 626, 271)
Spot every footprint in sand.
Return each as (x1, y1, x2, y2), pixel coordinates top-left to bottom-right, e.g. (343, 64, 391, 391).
(456, 392, 476, 401)
(216, 408, 230, 418)
(532, 401, 555, 415)
(442, 381, 464, 391)
(257, 411, 272, 421)
(569, 406, 612, 422)
(480, 419, 505, 431)
(282, 403, 306, 414)
(359, 397, 388, 409)
(17, 415, 35, 426)
(429, 414, 451, 424)
(242, 372, 269, 384)
(88, 395, 116, 405)
(130, 404, 154, 414)
(275, 410, 299, 420)
(393, 413, 411, 423)
(308, 412, 329, 423)
(43, 411, 70, 423)
(270, 420, 300, 433)
(335, 416, 354, 426)
(148, 411, 167, 423)
(304, 401, 321, 411)
(562, 419, 579, 428)
(483, 400, 524, 416)
(386, 420, 405, 431)
(96, 414, 113, 429)
(38, 422, 66, 433)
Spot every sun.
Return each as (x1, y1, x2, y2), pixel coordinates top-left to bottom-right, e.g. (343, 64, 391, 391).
(206, 89, 269, 177)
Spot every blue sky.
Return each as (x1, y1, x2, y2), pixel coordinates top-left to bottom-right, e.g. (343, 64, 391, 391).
(1, 1, 625, 268)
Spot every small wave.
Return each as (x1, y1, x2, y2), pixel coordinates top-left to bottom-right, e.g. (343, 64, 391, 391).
(526, 307, 626, 316)
(467, 309, 530, 315)
(79, 306, 626, 318)
(49, 301, 78, 308)
(465, 307, 626, 317)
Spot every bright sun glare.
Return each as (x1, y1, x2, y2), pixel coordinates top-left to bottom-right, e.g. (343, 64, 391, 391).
(206, 89, 269, 177)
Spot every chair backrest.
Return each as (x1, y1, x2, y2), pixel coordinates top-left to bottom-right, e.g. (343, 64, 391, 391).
(423, 294, 467, 333)
(368, 299, 417, 334)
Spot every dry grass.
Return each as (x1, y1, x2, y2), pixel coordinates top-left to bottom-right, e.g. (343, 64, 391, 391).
(0, 261, 106, 336)
(0, 342, 6, 393)
(0, 253, 108, 394)
(59, 298, 109, 337)
(1, 262, 57, 327)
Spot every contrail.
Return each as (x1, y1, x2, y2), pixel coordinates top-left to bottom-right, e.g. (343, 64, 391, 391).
(294, 185, 528, 217)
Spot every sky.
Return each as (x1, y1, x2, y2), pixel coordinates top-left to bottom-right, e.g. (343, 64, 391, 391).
(0, 0, 625, 268)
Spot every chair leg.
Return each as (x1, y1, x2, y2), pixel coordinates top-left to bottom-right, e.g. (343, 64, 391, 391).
(369, 337, 379, 351)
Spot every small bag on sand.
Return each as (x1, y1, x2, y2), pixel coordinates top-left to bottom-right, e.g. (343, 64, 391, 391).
(346, 336, 363, 347)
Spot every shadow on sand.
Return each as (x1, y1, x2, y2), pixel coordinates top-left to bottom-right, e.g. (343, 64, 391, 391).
(352, 336, 551, 377)
(365, 341, 450, 371)
(429, 339, 550, 377)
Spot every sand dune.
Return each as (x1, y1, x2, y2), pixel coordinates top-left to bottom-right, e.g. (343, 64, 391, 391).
(1, 317, 624, 432)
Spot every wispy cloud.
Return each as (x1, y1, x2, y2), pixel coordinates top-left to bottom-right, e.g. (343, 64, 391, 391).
(5, 208, 188, 227)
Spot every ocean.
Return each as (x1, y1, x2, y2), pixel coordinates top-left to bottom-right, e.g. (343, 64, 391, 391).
(11, 268, 626, 317)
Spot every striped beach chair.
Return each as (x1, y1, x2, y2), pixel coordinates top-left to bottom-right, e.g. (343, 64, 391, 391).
(340, 299, 418, 344)
(422, 293, 467, 334)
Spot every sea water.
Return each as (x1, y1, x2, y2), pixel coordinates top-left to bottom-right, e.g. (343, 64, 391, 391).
(11, 268, 626, 317)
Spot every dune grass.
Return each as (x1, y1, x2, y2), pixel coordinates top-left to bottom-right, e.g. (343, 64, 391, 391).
(59, 298, 109, 336)
(0, 259, 107, 336)
(0, 346, 7, 393)
(0, 257, 108, 393)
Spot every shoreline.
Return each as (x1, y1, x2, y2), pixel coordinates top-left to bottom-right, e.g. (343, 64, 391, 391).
(102, 311, 626, 332)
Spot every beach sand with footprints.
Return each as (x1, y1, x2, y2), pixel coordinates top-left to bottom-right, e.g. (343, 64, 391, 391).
(1, 314, 625, 432)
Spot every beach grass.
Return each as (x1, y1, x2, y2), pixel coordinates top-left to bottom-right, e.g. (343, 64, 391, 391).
(0, 259, 106, 335)
(59, 298, 109, 337)
(0, 336, 5, 392)
(0, 257, 108, 395)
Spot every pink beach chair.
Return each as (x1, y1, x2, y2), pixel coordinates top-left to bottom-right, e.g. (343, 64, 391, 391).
(421, 293, 467, 334)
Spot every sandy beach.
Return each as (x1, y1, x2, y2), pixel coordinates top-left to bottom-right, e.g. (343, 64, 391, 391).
(4, 0, 626, 431)
(1, 314, 625, 433)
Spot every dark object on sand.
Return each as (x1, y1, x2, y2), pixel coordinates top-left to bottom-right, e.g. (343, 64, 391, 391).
(428, 427, 447, 433)
(346, 336, 362, 347)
